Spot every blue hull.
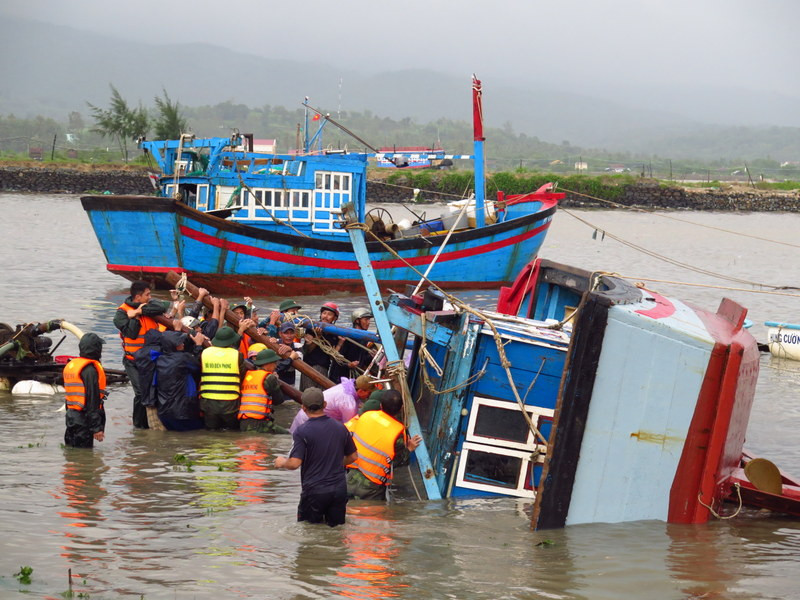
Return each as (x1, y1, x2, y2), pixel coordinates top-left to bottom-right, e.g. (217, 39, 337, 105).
(80, 195, 557, 295)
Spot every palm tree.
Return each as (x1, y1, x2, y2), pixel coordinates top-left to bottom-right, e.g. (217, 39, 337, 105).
(87, 84, 149, 161)
(153, 89, 188, 140)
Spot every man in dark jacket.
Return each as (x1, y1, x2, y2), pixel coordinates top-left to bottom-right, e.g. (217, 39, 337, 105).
(133, 329, 164, 410)
(155, 331, 204, 431)
(64, 333, 107, 448)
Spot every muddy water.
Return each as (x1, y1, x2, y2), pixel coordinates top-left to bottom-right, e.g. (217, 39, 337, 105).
(0, 193, 799, 599)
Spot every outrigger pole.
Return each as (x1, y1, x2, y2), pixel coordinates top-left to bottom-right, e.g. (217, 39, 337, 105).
(472, 74, 486, 228)
(342, 203, 442, 501)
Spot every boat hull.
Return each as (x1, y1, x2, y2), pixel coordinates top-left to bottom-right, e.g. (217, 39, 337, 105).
(765, 322, 800, 361)
(81, 195, 557, 295)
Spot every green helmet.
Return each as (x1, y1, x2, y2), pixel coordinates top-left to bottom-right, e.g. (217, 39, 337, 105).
(352, 308, 373, 322)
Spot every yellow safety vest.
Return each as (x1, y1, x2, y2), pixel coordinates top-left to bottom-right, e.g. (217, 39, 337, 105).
(63, 358, 107, 411)
(238, 370, 274, 420)
(200, 346, 241, 401)
(347, 410, 405, 486)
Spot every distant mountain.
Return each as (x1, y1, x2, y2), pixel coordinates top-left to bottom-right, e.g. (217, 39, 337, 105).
(2, 16, 799, 161)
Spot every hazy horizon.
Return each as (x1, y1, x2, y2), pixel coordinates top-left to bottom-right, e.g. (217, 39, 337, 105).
(3, 0, 799, 127)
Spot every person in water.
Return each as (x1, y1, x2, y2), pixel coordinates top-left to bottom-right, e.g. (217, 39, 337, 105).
(274, 387, 357, 527)
(63, 333, 107, 448)
(237, 348, 288, 434)
(114, 280, 171, 429)
(345, 389, 421, 500)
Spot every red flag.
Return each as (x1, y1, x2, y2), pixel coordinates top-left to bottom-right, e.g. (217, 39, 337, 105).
(312, 113, 321, 121)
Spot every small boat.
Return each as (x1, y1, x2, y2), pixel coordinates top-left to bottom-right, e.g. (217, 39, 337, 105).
(80, 77, 563, 295)
(0, 320, 127, 393)
(345, 203, 800, 526)
(765, 320, 800, 360)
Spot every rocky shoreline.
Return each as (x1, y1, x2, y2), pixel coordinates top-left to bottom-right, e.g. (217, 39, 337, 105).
(1, 164, 798, 211)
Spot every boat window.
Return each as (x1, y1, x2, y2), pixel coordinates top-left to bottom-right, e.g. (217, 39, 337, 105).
(325, 173, 331, 189)
(274, 191, 283, 208)
(473, 404, 531, 445)
(315, 173, 323, 188)
(464, 448, 522, 489)
(465, 396, 553, 452)
(455, 442, 537, 498)
(255, 190, 263, 202)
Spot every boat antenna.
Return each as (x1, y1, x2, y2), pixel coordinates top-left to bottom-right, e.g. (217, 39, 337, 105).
(303, 97, 310, 153)
(301, 102, 405, 167)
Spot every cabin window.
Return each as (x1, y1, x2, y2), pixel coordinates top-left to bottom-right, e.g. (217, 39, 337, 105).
(454, 397, 553, 498)
(196, 184, 210, 210)
(312, 171, 352, 234)
(456, 442, 537, 498)
(465, 396, 553, 452)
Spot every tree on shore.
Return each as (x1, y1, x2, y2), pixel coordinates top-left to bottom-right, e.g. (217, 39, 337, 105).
(87, 85, 149, 161)
(153, 89, 188, 140)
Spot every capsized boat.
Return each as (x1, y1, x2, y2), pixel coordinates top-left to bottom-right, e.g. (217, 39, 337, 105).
(764, 320, 800, 360)
(80, 77, 563, 295)
(345, 197, 800, 526)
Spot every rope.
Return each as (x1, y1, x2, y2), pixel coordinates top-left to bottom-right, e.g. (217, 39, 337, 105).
(298, 312, 362, 371)
(366, 178, 468, 199)
(613, 276, 800, 298)
(697, 482, 742, 519)
(174, 272, 188, 296)
(417, 312, 486, 395)
(560, 187, 800, 250)
(561, 208, 787, 289)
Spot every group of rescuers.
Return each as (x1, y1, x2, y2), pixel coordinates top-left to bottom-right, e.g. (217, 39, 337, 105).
(63, 280, 422, 524)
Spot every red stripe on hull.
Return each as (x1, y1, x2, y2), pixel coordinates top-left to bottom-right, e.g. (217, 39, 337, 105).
(178, 220, 551, 270)
(635, 289, 676, 319)
(107, 266, 511, 296)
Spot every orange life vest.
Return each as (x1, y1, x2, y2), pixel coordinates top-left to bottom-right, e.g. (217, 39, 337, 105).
(238, 369, 274, 420)
(63, 357, 107, 411)
(118, 302, 164, 360)
(238, 333, 253, 358)
(347, 410, 405, 486)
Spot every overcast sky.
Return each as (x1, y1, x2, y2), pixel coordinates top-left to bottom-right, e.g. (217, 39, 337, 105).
(4, 0, 799, 98)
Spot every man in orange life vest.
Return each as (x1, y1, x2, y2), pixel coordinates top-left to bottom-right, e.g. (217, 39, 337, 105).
(345, 389, 422, 500)
(238, 348, 289, 434)
(114, 280, 171, 428)
(64, 333, 107, 448)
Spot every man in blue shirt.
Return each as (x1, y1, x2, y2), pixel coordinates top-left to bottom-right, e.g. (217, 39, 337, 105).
(274, 387, 357, 526)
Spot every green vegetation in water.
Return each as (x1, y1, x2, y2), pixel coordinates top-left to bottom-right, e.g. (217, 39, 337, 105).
(14, 566, 33, 584)
(535, 539, 556, 547)
(173, 453, 195, 472)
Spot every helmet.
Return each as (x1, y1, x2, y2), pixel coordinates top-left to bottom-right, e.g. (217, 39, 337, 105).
(320, 302, 340, 318)
(352, 308, 373, 322)
(247, 342, 267, 358)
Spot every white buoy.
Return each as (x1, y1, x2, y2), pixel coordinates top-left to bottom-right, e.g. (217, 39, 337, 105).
(11, 380, 65, 395)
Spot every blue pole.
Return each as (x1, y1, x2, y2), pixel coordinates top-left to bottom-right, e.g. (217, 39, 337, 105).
(474, 138, 486, 228)
(343, 204, 442, 500)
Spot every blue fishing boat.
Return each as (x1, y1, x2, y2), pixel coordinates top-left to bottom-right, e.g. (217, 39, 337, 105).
(80, 77, 563, 295)
(344, 205, 800, 525)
